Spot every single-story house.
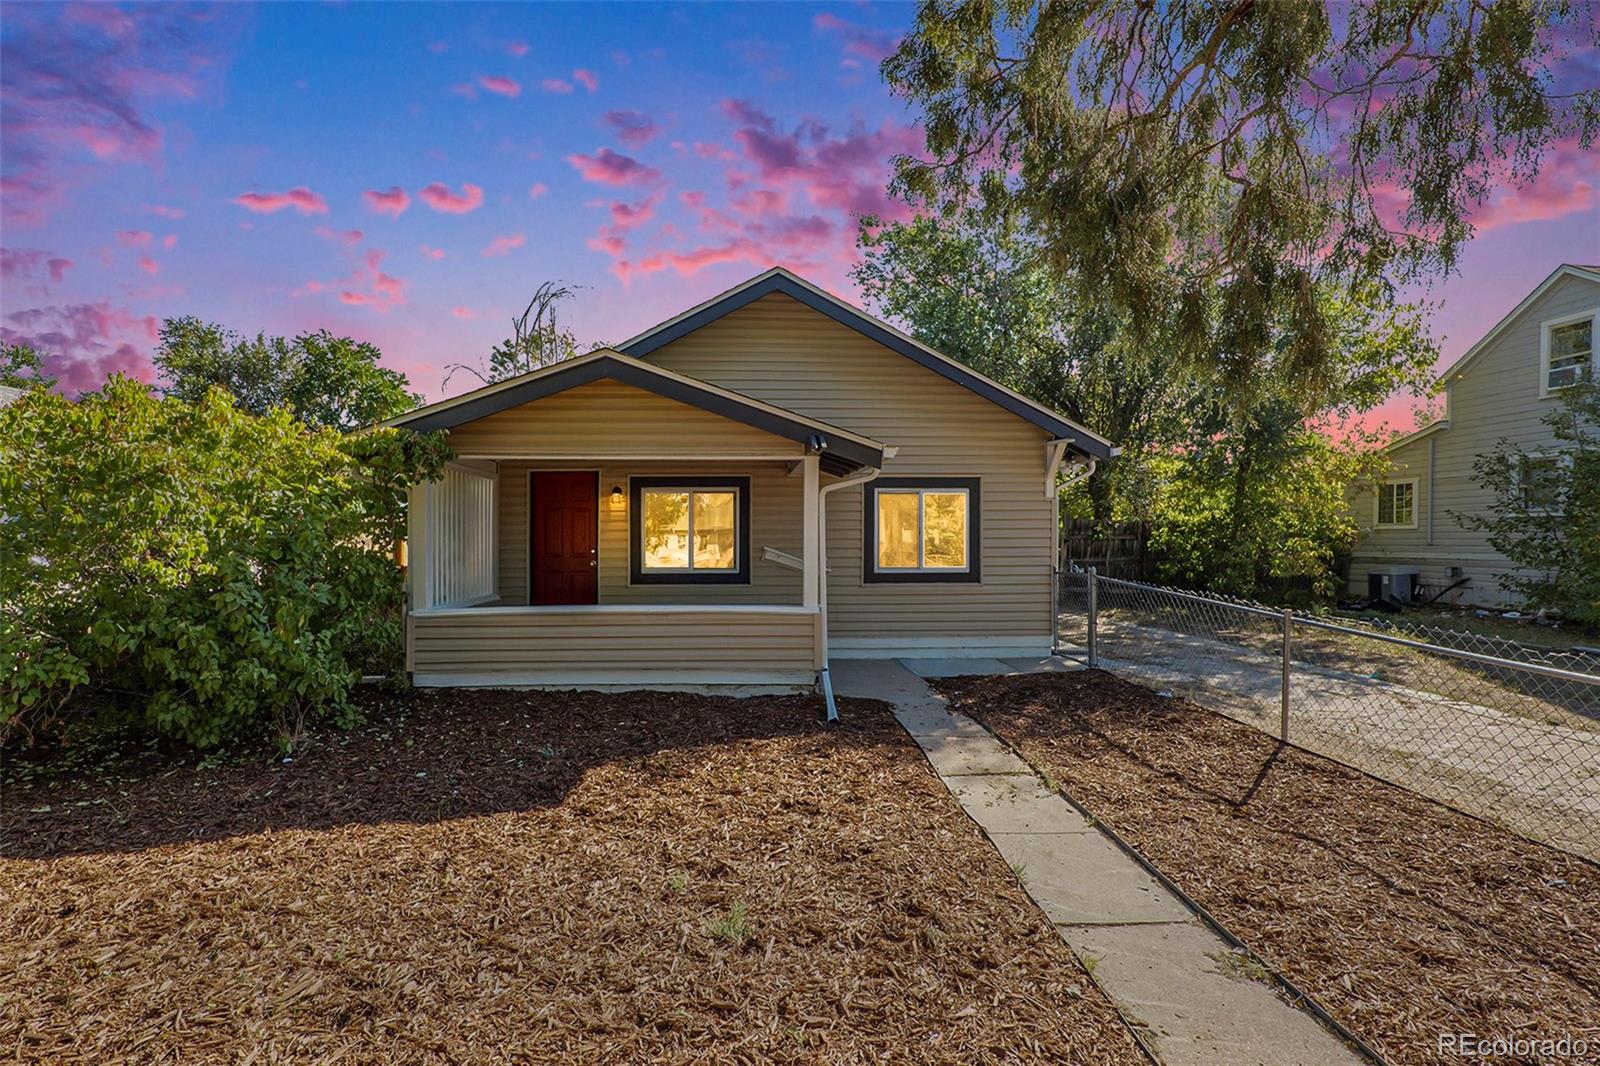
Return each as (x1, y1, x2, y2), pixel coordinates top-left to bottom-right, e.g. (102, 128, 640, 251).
(385, 267, 1116, 708)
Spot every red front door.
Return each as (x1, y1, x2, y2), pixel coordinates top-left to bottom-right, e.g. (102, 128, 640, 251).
(531, 471, 598, 605)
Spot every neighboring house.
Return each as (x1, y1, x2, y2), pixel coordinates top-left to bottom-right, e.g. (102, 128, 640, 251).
(385, 267, 1115, 695)
(1349, 263, 1599, 608)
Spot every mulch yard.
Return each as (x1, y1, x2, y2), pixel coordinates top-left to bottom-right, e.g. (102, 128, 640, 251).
(932, 670, 1600, 1066)
(1, 689, 1145, 1065)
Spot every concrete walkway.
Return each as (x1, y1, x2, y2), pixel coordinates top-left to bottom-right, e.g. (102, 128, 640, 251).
(831, 658, 1363, 1066)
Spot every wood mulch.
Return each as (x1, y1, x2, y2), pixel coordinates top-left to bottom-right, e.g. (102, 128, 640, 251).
(1, 689, 1145, 1065)
(932, 670, 1600, 1066)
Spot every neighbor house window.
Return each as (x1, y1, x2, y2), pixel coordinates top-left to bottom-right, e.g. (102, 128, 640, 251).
(863, 477, 980, 583)
(629, 476, 750, 584)
(1542, 313, 1595, 395)
(1376, 480, 1416, 528)
(1518, 454, 1567, 515)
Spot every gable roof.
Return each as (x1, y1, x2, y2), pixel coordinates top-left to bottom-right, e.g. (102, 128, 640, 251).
(1437, 264, 1600, 386)
(618, 266, 1119, 461)
(383, 348, 886, 475)
(1383, 418, 1449, 454)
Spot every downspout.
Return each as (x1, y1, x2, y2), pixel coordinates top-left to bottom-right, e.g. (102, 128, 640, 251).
(816, 457, 891, 722)
(1051, 455, 1097, 654)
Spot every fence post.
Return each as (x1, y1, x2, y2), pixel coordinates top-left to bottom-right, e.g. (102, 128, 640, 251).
(1280, 608, 1292, 742)
(1087, 567, 1099, 669)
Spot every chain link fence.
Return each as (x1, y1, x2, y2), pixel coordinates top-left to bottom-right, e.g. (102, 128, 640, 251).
(1059, 569, 1600, 861)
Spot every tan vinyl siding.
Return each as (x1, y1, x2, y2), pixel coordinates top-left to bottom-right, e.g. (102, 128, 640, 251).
(410, 607, 817, 681)
(443, 378, 804, 458)
(1349, 272, 1599, 607)
(496, 460, 803, 606)
(642, 292, 1053, 640)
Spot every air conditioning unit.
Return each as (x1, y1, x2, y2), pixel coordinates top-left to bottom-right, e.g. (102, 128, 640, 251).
(1368, 566, 1421, 604)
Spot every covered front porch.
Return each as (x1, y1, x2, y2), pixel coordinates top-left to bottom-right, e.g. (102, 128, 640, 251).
(394, 349, 886, 690)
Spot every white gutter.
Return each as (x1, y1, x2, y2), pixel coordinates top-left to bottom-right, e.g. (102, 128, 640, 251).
(815, 449, 895, 721)
(1050, 455, 1097, 654)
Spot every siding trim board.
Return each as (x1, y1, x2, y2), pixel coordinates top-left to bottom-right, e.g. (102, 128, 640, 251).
(619, 267, 1116, 461)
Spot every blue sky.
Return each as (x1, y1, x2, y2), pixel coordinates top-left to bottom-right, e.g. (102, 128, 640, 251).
(2, 1, 1596, 428)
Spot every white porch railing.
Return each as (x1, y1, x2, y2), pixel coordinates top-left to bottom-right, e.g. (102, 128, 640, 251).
(425, 464, 497, 608)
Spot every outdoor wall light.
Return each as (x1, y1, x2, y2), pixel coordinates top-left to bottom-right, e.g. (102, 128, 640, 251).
(609, 484, 625, 510)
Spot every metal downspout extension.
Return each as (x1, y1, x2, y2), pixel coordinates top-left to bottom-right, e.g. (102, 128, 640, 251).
(816, 466, 883, 722)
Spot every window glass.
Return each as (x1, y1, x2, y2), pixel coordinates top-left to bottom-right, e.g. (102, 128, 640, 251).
(642, 490, 689, 569)
(1548, 320, 1592, 391)
(692, 491, 737, 569)
(1520, 456, 1564, 512)
(877, 491, 920, 569)
(1378, 482, 1413, 526)
(922, 492, 968, 568)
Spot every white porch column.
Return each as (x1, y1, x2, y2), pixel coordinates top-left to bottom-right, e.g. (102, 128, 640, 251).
(802, 456, 820, 608)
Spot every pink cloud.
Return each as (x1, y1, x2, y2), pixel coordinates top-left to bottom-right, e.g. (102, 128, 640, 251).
(612, 240, 774, 287)
(694, 141, 737, 161)
(506, 40, 530, 58)
(161, 234, 178, 250)
(478, 75, 522, 98)
(725, 109, 921, 221)
(417, 181, 484, 213)
(528, 181, 549, 199)
(565, 148, 661, 187)
(573, 68, 598, 93)
(1, 300, 159, 394)
(363, 186, 411, 217)
(452, 306, 476, 319)
(481, 233, 526, 257)
(608, 192, 662, 230)
(233, 187, 329, 215)
(314, 226, 364, 244)
(604, 109, 660, 147)
(333, 249, 406, 312)
(1471, 136, 1596, 232)
(136, 255, 159, 275)
(1, 248, 74, 286)
(144, 204, 185, 219)
(49, 257, 72, 283)
(541, 77, 574, 94)
(811, 13, 897, 62)
(419, 244, 446, 260)
(116, 229, 153, 246)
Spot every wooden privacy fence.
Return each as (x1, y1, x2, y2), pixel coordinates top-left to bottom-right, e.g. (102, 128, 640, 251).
(1061, 519, 1150, 580)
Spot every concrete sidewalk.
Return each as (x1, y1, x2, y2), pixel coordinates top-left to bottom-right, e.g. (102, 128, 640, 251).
(831, 657, 1363, 1066)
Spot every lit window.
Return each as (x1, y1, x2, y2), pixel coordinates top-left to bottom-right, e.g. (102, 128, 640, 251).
(1376, 481, 1416, 527)
(630, 477, 749, 584)
(1518, 455, 1566, 515)
(1543, 316, 1593, 394)
(865, 479, 979, 583)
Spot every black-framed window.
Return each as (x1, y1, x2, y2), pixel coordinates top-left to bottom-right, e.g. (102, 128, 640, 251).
(863, 477, 980, 584)
(630, 476, 752, 584)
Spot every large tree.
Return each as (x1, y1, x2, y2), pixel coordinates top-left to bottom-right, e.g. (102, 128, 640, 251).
(155, 320, 419, 430)
(884, 1, 1597, 401)
(0, 343, 56, 393)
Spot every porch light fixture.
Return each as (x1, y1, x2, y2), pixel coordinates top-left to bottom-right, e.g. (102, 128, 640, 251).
(609, 484, 625, 510)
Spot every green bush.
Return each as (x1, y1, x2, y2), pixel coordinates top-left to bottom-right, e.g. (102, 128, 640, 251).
(0, 377, 447, 748)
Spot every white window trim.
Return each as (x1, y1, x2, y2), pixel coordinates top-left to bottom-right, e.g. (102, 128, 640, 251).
(638, 485, 741, 573)
(875, 487, 972, 572)
(1518, 451, 1570, 517)
(1539, 307, 1598, 398)
(1375, 478, 1418, 529)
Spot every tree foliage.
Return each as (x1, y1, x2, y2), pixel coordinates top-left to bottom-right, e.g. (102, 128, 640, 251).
(1462, 374, 1599, 625)
(446, 281, 582, 387)
(155, 319, 420, 430)
(0, 378, 450, 748)
(0, 343, 56, 392)
(852, 209, 1437, 596)
(884, 0, 1596, 401)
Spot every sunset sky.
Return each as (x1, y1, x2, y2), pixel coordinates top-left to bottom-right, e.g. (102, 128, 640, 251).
(3, 2, 1596, 432)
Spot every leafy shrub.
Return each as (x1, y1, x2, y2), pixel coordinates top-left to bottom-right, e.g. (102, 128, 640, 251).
(0, 377, 448, 748)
